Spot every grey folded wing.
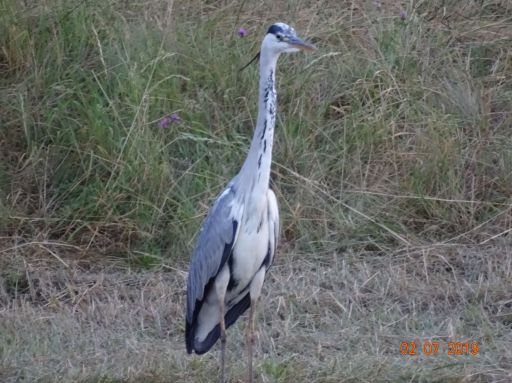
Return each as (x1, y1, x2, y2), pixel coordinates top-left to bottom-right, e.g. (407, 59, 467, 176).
(186, 183, 242, 324)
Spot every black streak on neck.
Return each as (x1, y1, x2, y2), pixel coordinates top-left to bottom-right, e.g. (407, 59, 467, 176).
(260, 69, 274, 141)
(260, 119, 267, 140)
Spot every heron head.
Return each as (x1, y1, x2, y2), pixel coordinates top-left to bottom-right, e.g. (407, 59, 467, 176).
(263, 22, 316, 54)
(240, 23, 315, 71)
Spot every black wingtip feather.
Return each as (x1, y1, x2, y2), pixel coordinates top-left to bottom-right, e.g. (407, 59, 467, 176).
(185, 219, 239, 354)
(189, 293, 252, 355)
(185, 319, 194, 354)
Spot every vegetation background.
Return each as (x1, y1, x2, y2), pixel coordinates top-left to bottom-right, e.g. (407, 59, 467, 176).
(1, 0, 511, 381)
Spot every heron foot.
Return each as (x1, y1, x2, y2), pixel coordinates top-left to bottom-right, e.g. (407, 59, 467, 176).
(220, 331, 227, 383)
(247, 302, 257, 383)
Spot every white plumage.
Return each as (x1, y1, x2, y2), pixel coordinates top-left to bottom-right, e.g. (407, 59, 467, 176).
(185, 22, 314, 383)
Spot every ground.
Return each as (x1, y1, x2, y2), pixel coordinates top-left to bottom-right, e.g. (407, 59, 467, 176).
(1, 243, 511, 382)
(1, 0, 512, 382)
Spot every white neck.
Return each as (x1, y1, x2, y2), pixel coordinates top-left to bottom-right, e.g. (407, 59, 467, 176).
(239, 49, 279, 197)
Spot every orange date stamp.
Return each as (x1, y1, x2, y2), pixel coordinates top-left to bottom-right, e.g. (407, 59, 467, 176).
(400, 341, 479, 356)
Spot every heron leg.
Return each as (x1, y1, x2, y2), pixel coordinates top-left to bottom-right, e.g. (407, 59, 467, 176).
(215, 266, 230, 383)
(220, 299, 227, 383)
(247, 298, 257, 383)
(247, 268, 266, 383)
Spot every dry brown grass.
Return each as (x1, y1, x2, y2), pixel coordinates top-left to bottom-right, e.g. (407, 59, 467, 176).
(1, 241, 511, 382)
(2, 0, 512, 381)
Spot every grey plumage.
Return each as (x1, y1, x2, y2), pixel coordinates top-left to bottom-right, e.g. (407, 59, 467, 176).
(185, 21, 314, 383)
(185, 179, 241, 353)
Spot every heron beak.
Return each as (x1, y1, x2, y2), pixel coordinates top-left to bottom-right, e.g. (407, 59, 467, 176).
(288, 35, 316, 52)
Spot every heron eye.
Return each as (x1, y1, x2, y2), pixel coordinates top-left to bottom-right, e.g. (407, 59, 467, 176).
(276, 34, 284, 41)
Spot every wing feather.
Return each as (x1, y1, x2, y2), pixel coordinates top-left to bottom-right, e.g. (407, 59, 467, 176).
(186, 181, 243, 352)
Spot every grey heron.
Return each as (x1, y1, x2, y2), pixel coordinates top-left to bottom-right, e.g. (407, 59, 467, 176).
(185, 22, 315, 383)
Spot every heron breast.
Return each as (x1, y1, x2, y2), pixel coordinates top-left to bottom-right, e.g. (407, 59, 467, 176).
(227, 219, 269, 297)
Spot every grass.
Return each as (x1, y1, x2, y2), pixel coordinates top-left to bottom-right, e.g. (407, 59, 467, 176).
(1, 0, 512, 381)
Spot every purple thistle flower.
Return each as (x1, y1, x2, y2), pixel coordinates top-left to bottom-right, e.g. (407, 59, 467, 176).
(170, 112, 181, 123)
(237, 27, 248, 38)
(158, 113, 181, 128)
(399, 10, 407, 20)
(158, 116, 171, 129)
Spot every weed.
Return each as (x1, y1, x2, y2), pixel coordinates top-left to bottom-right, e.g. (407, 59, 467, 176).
(1, 0, 512, 382)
